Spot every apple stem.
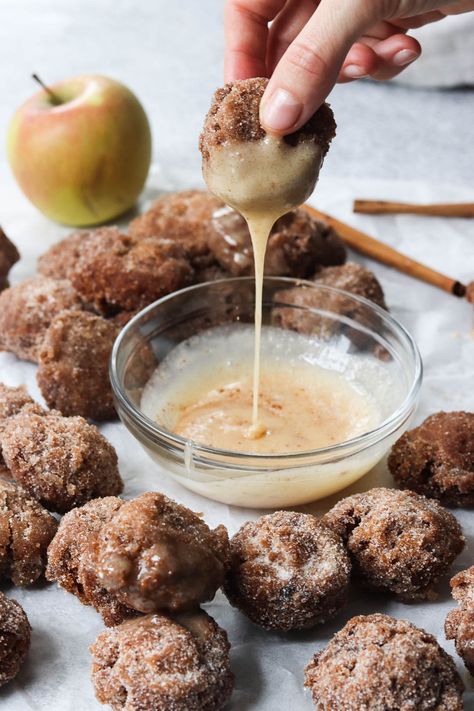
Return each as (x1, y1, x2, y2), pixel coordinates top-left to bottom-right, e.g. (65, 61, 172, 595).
(31, 73, 61, 105)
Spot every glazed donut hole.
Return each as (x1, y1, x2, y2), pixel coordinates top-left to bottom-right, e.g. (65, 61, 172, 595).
(199, 77, 336, 162)
(91, 492, 230, 614)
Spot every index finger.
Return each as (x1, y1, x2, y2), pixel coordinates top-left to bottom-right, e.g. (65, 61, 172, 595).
(224, 0, 287, 82)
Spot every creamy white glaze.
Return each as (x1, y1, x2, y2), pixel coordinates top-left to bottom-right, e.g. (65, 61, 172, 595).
(203, 136, 322, 437)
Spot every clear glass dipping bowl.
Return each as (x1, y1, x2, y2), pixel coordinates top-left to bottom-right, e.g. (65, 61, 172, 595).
(110, 277, 422, 508)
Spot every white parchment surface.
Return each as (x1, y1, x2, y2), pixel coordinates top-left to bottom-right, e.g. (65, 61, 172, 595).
(0, 168, 473, 710)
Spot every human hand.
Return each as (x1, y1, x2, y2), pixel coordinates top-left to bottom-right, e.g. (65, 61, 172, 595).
(224, 0, 474, 134)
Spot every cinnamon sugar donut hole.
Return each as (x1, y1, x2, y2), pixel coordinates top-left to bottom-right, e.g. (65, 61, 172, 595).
(0, 478, 57, 586)
(0, 276, 83, 362)
(223, 511, 350, 631)
(129, 189, 224, 277)
(2, 410, 123, 513)
(37, 231, 91, 281)
(0, 384, 46, 462)
(0, 227, 19, 289)
(305, 614, 464, 710)
(389, 411, 474, 507)
(445, 565, 474, 675)
(323, 487, 464, 601)
(208, 206, 346, 278)
(69, 227, 194, 315)
(90, 610, 234, 711)
(37, 309, 118, 421)
(46, 497, 136, 626)
(0, 592, 31, 687)
(91, 492, 230, 614)
(199, 77, 336, 161)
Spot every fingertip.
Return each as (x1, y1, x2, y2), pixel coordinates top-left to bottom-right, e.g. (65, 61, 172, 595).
(339, 43, 381, 82)
(260, 87, 304, 135)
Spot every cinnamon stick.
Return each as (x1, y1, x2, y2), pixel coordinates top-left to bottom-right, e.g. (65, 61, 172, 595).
(303, 204, 467, 298)
(353, 199, 474, 218)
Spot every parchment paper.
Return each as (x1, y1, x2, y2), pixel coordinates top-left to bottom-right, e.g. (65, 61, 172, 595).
(1, 167, 473, 710)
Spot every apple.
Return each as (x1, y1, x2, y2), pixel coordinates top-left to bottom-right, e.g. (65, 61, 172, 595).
(7, 74, 152, 226)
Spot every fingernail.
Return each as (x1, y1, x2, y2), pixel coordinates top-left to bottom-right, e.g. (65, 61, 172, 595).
(260, 88, 302, 132)
(393, 49, 418, 66)
(343, 65, 369, 79)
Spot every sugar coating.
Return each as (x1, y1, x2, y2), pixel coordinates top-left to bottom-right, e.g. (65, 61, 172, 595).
(224, 511, 351, 631)
(2, 411, 123, 513)
(0, 477, 57, 586)
(313, 262, 387, 309)
(69, 227, 194, 315)
(37, 309, 118, 421)
(0, 276, 83, 362)
(46, 497, 136, 626)
(129, 189, 224, 275)
(199, 78, 336, 161)
(0, 384, 46, 462)
(304, 613, 464, 710)
(323, 487, 464, 601)
(209, 206, 346, 278)
(90, 610, 234, 711)
(92, 492, 230, 614)
(389, 411, 474, 507)
(0, 227, 19, 283)
(37, 231, 91, 281)
(0, 591, 31, 687)
(273, 261, 387, 342)
(445, 565, 474, 675)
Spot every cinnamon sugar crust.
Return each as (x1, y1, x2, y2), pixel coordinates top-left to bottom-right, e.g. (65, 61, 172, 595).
(2, 411, 123, 513)
(46, 497, 136, 626)
(0, 477, 57, 586)
(37, 231, 91, 281)
(0, 591, 31, 687)
(389, 411, 474, 507)
(0, 384, 46, 463)
(305, 613, 464, 710)
(323, 487, 464, 601)
(0, 276, 84, 362)
(224, 510, 350, 631)
(209, 206, 346, 278)
(445, 565, 474, 675)
(37, 309, 118, 421)
(129, 190, 224, 275)
(69, 227, 194, 315)
(90, 610, 234, 710)
(0, 227, 19, 283)
(199, 78, 336, 161)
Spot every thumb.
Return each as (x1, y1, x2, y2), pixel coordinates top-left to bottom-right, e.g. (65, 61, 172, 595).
(260, 0, 375, 134)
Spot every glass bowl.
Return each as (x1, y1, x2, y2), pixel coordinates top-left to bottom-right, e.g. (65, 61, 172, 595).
(110, 277, 422, 508)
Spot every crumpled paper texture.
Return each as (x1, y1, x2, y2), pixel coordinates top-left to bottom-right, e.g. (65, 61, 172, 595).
(0, 169, 473, 710)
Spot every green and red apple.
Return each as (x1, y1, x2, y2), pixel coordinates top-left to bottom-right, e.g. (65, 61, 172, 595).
(7, 74, 152, 226)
